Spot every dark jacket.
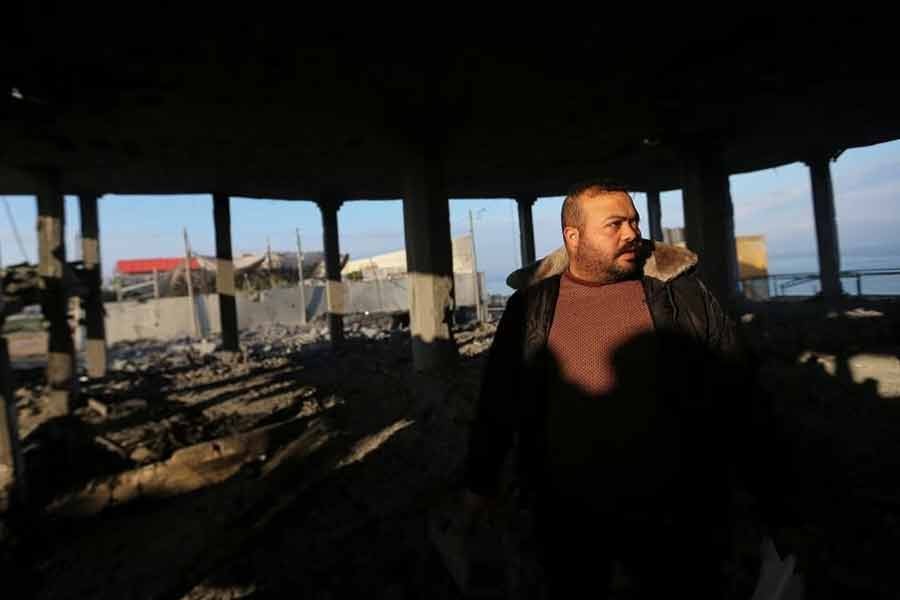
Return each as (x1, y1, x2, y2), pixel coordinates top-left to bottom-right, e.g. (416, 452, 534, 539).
(464, 240, 781, 525)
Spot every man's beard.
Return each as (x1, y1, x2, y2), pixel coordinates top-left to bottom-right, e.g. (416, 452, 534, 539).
(573, 240, 644, 283)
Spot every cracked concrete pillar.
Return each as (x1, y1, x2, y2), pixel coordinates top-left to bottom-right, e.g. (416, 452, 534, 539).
(213, 193, 240, 353)
(403, 153, 458, 371)
(646, 189, 663, 242)
(0, 338, 26, 511)
(318, 196, 344, 345)
(79, 193, 107, 378)
(807, 155, 843, 299)
(516, 194, 536, 266)
(37, 178, 76, 415)
(682, 146, 739, 304)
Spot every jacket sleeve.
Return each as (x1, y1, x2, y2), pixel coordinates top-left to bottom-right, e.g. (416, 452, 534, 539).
(698, 278, 793, 530)
(463, 290, 526, 497)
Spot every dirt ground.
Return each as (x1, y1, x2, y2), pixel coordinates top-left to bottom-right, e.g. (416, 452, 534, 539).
(2, 301, 900, 599)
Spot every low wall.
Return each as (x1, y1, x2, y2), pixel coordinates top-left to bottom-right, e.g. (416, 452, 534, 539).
(104, 273, 486, 343)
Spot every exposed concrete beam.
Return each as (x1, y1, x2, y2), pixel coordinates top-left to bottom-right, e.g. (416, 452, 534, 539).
(645, 189, 663, 242)
(37, 178, 76, 415)
(515, 195, 537, 266)
(213, 193, 240, 353)
(682, 147, 739, 305)
(807, 156, 843, 299)
(78, 193, 107, 378)
(318, 196, 344, 345)
(402, 153, 459, 371)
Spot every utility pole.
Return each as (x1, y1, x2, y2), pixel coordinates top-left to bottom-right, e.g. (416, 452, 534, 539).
(295, 229, 307, 325)
(371, 259, 385, 312)
(469, 209, 484, 323)
(183, 227, 200, 337)
(266, 236, 275, 290)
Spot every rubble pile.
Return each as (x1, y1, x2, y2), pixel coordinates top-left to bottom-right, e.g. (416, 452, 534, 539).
(739, 299, 900, 358)
(3, 301, 899, 597)
(3, 313, 492, 599)
(454, 320, 498, 357)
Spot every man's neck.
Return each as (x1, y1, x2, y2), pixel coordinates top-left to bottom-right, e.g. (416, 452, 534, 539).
(565, 267, 617, 286)
(565, 265, 641, 286)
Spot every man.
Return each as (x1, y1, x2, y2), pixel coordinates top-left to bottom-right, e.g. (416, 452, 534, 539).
(462, 184, 783, 597)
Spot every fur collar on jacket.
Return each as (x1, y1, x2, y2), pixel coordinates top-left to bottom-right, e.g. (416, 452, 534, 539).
(506, 239, 698, 290)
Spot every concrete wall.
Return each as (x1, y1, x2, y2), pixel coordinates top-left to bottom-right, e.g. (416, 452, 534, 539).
(237, 286, 327, 329)
(105, 295, 210, 343)
(104, 273, 486, 343)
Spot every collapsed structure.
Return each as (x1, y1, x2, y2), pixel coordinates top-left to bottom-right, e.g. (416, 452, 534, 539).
(1, 15, 900, 597)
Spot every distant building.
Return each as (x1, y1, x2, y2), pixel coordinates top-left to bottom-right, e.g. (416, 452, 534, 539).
(115, 257, 200, 277)
(341, 234, 477, 280)
(662, 227, 769, 300)
(115, 251, 341, 281)
(112, 251, 345, 299)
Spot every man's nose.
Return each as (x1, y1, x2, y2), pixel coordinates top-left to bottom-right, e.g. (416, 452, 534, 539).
(622, 222, 639, 242)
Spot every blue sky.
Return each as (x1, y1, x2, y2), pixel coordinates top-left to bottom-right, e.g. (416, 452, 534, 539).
(2, 139, 899, 294)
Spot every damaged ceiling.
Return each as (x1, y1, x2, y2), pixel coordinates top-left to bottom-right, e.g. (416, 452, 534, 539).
(2, 13, 898, 198)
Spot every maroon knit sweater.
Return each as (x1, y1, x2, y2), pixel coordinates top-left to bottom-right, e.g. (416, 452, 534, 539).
(547, 270, 655, 396)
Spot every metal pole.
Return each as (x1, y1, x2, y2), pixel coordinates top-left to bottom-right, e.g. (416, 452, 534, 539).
(469, 209, 483, 323)
(183, 227, 200, 338)
(200, 254, 210, 295)
(295, 229, 307, 325)
(266, 236, 275, 290)
(372, 259, 385, 312)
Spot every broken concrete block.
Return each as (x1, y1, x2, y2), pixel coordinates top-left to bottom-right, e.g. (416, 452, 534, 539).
(87, 398, 108, 418)
(128, 446, 158, 464)
(119, 399, 148, 413)
(46, 415, 335, 517)
(93, 436, 129, 461)
(191, 340, 216, 355)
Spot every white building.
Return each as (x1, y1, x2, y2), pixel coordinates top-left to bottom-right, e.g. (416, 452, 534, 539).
(341, 235, 476, 280)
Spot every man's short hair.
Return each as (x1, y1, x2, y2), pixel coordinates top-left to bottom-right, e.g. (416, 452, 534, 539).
(561, 181, 629, 231)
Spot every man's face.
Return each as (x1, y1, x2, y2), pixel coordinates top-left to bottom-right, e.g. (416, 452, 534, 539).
(564, 191, 642, 282)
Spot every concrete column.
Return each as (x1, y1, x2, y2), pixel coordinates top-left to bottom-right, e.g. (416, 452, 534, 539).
(403, 153, 458, 371)
(646, 189, 663, 242)
(515, 195, 537, 266)
(0, 338, 26, 511)
(318, 196, 344, 345)
(807, 156, 843, 299)
(37, 181, 76, 415)
(213, 193, 240, 353)
(681, 147, 739, 304)
(78, 193, 107, 378)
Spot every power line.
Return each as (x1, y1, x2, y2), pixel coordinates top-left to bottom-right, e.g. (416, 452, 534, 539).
(509, 200, 519, 269)
(2, 196, 30, 263)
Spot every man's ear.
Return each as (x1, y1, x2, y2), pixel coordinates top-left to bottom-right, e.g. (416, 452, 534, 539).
(563, 226, 579, 250)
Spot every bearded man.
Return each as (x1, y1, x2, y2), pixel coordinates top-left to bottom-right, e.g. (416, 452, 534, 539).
(462, 183, 785, 597)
